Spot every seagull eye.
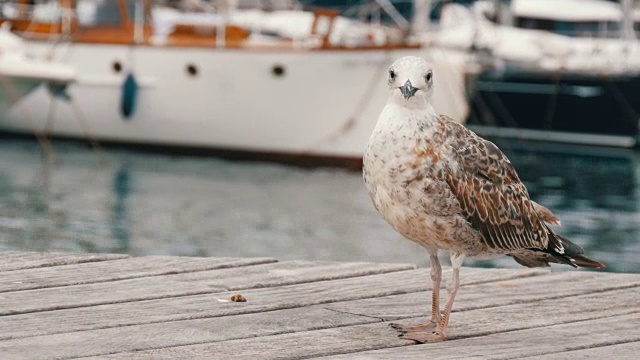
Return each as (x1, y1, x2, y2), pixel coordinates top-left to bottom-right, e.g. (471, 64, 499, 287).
(425, 72, 432, 82)
(389, 69, 396, 81)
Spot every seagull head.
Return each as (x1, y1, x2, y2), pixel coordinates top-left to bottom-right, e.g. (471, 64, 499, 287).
(386, 56, 434, 108)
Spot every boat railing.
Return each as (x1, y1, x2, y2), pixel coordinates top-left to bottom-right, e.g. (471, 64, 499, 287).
(0, 2, 75, 41)
(0, 0, 417, 50)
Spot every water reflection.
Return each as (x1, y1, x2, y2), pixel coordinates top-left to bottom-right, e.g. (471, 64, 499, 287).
(112, 167, 131, 249)
(0, 137, 638, 273)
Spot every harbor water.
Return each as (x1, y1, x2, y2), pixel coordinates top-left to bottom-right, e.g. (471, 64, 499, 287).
(0, 136, 638, 273)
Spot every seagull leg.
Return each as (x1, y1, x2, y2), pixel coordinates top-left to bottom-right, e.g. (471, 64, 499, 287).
(390, 249, 441, 333)
(400, 252, 465, 343)
(437, 252, 464, 338)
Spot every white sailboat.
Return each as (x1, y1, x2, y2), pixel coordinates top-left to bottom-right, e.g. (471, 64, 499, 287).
(0, 0, 470, 164)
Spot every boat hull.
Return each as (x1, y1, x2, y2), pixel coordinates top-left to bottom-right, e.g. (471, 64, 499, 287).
(466, 70, 640, 147)
(0, 43, 469, 159)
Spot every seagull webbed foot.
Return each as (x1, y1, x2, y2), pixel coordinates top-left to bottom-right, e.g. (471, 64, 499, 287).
(398, 329, 446, 343)
(388, 320, 438, 333)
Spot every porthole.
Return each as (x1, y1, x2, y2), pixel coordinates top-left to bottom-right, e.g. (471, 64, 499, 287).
(112, 61, 122, 73)
(272, 64, 285, 77)
(187, 64, 198, 76)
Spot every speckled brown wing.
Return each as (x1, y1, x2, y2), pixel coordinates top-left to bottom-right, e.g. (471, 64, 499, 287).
(440, 118, 554, 252)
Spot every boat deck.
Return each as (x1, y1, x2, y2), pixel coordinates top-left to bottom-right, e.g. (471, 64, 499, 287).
(0, 251, 638, 359)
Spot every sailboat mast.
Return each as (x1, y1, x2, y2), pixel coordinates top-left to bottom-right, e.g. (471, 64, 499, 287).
(373, 0, 410, 30)
(620, 0, 635, 40)
(492, 0, 513, 26)
(412, 0, 431, 35)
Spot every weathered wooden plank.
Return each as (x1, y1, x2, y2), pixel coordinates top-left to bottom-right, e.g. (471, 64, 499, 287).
(0, 267, 543, 339)
(0, 251, 128, 272)
(316, 313, 640, 360)
(2, 284, 638, 359)
(0, 306, 375, 360)
(0, 256, 278, 292)
(324, 271, 640, 320)
(85, 310, 640, 359)
(0, 260, 416, 315)
(518, 341, 640, 360)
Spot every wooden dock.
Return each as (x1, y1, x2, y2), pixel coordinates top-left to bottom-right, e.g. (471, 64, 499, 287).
(0, 251, 638, 359)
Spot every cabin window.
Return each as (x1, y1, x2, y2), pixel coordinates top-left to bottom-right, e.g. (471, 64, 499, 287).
(516, 17, 554, 32)
(1, 0, 61, 22)
(516, 17, 621, 38)
(77, 0, 122, 27)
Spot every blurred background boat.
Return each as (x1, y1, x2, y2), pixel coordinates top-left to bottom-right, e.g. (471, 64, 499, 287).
(0, 0, 471, 165)
(456, 0, 640, 148)
(311, 0, 640, 148)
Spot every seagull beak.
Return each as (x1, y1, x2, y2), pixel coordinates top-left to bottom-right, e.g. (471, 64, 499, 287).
(399, 80, 418, 100)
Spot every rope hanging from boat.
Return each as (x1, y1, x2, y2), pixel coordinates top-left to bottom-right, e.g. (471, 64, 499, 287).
(301, 54, 393, 153)
(0, 73, 55, 160)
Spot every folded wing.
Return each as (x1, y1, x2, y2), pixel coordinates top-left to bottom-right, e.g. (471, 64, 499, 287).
(441, 118, 562, 253)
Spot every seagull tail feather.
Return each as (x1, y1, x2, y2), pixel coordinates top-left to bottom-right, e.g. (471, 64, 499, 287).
(570, 254, 606, 269)
(550, 231, 606, 269)
(511, 230, 606, 269)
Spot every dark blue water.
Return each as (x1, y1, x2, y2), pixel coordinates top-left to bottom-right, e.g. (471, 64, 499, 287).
(0, 137, 637, 273)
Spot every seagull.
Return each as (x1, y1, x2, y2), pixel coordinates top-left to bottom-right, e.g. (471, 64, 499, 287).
(363, 56, 605, 343)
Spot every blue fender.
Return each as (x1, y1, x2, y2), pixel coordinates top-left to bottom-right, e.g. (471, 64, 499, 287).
(121, 73, 139, 119)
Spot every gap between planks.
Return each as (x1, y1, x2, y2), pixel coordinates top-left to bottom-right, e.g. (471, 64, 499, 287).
(515, 341, 640, 360)
(0, 255, 279, 293)
(0, 251, 129, 272)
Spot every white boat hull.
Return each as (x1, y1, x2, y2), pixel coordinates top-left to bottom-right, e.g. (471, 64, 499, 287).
(1, 43, 469, 159)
